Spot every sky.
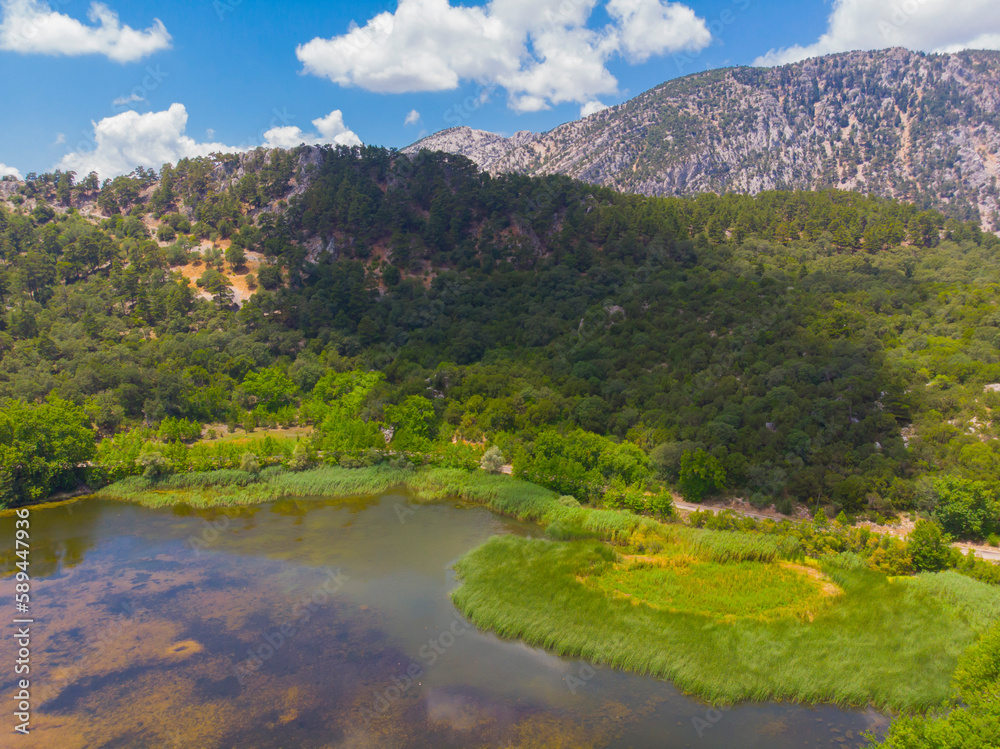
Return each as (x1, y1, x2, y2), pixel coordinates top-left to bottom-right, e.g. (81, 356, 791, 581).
(1, 0, 999, 180)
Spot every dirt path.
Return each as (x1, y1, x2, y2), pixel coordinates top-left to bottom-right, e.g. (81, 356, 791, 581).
(672, 500, 1000, 563)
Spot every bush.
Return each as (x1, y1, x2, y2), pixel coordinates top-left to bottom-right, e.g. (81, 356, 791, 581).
(480, 445, 505, 473)
(909, 519, 953, 572)
(157, 417, 202, 443)
(137, 450, 171, 479)
(648, 490, 674, 517)
(239, 452, 261, 474)
(289, 441, 313, 471)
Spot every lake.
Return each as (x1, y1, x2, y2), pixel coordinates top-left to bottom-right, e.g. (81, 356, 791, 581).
(0, 491, 887, 747)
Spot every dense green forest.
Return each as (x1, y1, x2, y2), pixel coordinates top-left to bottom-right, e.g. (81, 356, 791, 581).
(3, 145, 1000, 540)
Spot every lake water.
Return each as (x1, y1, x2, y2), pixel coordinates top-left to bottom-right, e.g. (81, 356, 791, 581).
(0, 491, 887, 748)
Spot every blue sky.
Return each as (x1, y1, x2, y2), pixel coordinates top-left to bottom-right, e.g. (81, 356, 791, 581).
(1, 0, 998, 179)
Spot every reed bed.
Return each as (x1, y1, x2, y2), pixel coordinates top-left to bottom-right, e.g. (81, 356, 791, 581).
(681, 527, 781, 563)
(451, 536, 1000, 711)
(96, 465, 412, 508)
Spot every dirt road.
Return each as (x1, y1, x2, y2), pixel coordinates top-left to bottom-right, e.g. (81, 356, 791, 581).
(672, 499, 1000, 563)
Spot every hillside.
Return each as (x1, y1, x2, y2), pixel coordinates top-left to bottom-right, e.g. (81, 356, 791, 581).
(3, 146, 1000, 540)
(406, 48, 1000, 229)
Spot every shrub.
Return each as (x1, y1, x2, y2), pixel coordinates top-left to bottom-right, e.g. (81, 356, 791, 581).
(480, 445, 505, 473)
(289, 441, 313, 470)
(909, 519, 953, 572)
(157, 417, 202, 443)
(239, 452, 261, 474)
(648, 491, 675, 517)
(137, 450, 171, 479)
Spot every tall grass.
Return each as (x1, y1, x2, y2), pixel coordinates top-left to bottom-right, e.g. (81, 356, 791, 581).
(908, 570, 1000, 631)
(96, 464, 559, 513)
(97, 465, 413, 508)
(681, 527, 781, 563)
(452, 536, 1000, 711)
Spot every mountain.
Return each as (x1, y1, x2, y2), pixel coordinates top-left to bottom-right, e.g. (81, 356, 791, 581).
(405, 48, 1000, 229)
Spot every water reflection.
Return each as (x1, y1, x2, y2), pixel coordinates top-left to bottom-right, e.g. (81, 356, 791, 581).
(0, 493, 887, 748)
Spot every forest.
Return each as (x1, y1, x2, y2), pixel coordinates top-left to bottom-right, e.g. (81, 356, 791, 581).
(2, 145, 1000, 544)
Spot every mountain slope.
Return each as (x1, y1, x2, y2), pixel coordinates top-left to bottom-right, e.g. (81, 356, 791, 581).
(405, 48, 1000, 228)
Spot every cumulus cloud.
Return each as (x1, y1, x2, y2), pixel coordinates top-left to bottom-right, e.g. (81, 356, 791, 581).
(0, 0, 171, 62)
(55, 104, 362, 179)
(0, 163, 22, 179)
(57, 104, 236, 179)
(404, 109, 421, 125)
(755, 0, 1000, 66)
(296, 0, 711, 112)
(580, 100, 608, 117)
(606, 0, 711, 63)
(262, 109, 362, 148)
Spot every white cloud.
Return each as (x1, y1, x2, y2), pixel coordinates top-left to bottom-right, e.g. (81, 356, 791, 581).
(262, 109, 362, 148)
(580, 100, 608, 117)
(296, 0, 711, 112)
(755, 0, 1000, 66)
(606, 0, 711, 63)
(0, 0, 171, 63)
(404, 109, 421, 125)
(57, 104, 239, 179)
(52, 132, 65, 145)
(55, 104, 364, 179)
(112, 92, 145, 107)
(0, 163, 22, 179)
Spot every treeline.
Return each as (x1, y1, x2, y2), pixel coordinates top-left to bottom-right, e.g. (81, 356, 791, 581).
(2, 146, 1000, 536)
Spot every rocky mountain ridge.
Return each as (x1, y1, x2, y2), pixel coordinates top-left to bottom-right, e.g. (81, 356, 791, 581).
(405, 48, 1000, 228)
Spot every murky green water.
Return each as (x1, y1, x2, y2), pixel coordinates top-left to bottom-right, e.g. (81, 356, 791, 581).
(0, 492, 886, 747)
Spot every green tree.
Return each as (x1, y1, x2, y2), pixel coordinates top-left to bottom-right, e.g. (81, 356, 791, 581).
(239, 366, 297, 412)
(0, 397, 96, 507)
(386, 395, 435, 450)
(932, 476, 999, 540)
(225, 244, 247, 270)
(908, 519, 952, 572)
(678, 449, 726, 502)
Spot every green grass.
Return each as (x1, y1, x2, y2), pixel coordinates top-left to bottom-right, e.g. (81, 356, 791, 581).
(96, 465, 414, 507)
(680, 527, 781, 563)
(95, 464, 562, 513)
(451, 535, 1000, 711)
(584, 555, 828, 622)
(868, 622, 1000, 747)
